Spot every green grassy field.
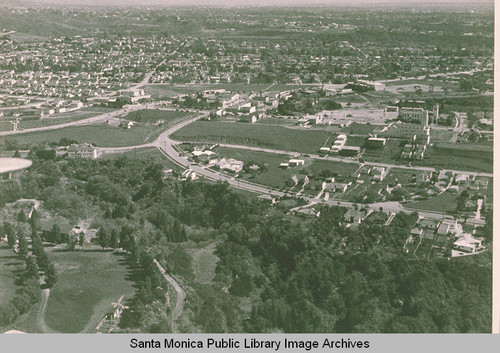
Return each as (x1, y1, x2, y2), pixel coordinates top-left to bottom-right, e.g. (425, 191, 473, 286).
(100, 147, 183, 172)
(44, 249, 138, 333)
(216, 147, 359, 190)
(415, 144, 493, 173)
(255, 118, 297, 126)
(363, 138, 403, 163)
(405, 191, 459, 214)
(308, 159, 359, 177)
(172, 121, 334, 154)
(345, 136, 367, 147)
(341, 123, 376, 135)
(0, 242, 25, 308)
(0, 124, 160, 148)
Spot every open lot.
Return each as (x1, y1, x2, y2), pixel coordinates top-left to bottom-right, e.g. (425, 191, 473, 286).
(405, 191, 459, 214)
(172, 121, 334, 154)
(44, 249, 138, 333)
(414, 143, 493, 173)
(362, 138, 403, 164)
(100, 147, 183, 173)
(341, 123, 377, 135)
(0, 123, 162, 148)
(308, 159, 359, 177)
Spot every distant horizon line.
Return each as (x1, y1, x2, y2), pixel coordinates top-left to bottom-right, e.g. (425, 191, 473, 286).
(2, 0, 494, 8)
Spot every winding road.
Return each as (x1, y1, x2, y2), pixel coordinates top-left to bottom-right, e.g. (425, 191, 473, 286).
(97, 110, 490, 221)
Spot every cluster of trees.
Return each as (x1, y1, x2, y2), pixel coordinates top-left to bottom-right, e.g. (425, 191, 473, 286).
(203, 207, 490, 333)
(25, 210, 58, 288)
(0, 213, 57, 328)
(119, 251, 172, 332)
(0, 154, 491, 333)
(0, 278, 41, 327)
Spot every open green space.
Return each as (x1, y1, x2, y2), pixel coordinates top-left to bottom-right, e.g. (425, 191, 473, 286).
(415, 144, 493, 173)
(100, 147, 183, 173)
(0, 242, 25, 308)
(405, 191, 459, 214)
(363, 138, 402, 164)
(215, 147, 359, 191)
(255, 118, 297, 126)
(345, 136, 367, 147)
(44, 249, 138, 333)
(430, 129, 454, 143)
(308, 159, 359, 177)
(0, 123, 162, 148)
(172, 121, 334, 154)
(341, 123, 376, 135)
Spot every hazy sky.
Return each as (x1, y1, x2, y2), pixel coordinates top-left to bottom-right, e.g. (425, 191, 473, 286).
(7, 0, 495, 6)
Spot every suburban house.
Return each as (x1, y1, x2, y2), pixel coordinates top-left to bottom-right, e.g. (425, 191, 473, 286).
(216, 158, 244, 173)
(327, 181, 352, 193)
(371, 167, 387, 181)
(66, 143, 100, 159)
(288, 159, 305, 166)
(344, 208, 369, 225)
(454, 233, 482, 253)
(181, 169, 198, 181)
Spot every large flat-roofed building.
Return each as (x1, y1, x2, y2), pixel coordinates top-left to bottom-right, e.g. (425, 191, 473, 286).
(118, 89, 150, 103)
(365, 137, 386, 149)
(399, 107, 429, 126)
(339, 146, 361, 157)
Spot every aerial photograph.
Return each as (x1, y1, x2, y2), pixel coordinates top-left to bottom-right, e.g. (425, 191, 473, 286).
(0, 0, 494, 334)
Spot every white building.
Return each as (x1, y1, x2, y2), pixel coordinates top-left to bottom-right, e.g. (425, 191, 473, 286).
(288, 159, 305, 166)
(216, 158, 244, 173)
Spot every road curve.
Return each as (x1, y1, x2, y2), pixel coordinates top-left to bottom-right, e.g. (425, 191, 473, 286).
(95, 111, 475, 220)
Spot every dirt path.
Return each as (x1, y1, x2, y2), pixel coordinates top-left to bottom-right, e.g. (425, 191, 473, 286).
(37, 288, 56, 333)
(152, 259, 186, 333)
